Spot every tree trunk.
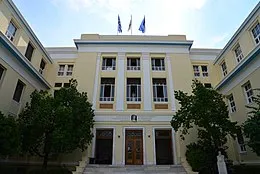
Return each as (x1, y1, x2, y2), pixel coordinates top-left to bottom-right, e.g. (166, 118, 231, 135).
(42, 133, 51, 169)
(42, 153, 49, 169)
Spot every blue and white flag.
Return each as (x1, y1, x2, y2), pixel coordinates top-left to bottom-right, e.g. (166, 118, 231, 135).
(139, 16, 145, 33)
(118, 15, 122, 33)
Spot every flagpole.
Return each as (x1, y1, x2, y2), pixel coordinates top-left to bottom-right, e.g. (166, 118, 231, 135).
(131, 15, 132, 35)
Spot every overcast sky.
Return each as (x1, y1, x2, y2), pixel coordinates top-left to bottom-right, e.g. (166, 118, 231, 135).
(12, 0, 259, 48)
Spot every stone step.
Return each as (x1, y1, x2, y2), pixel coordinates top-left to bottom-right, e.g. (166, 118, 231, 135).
(83, 165, 187, 174)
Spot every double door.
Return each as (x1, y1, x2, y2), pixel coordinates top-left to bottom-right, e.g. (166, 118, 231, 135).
(125, 130, 143, 165)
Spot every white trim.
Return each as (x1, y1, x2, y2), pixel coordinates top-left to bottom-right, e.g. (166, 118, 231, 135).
(122, 127, 146, 165)
(116, 53, 125, 111)
(216, 48, 260, 94)
(152, 127, 178, 165)
(91, 126, 116, 165)
(48, 53, 78, 59)
(166, 54, 176, 111)
(94, 115, 173, 122)
(92, 53, 101, 110)
(77, 45, 190, 54)
(142, 53, 153, 111)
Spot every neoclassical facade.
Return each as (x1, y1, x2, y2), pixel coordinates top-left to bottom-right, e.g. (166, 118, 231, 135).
(0, 0, 260, 173)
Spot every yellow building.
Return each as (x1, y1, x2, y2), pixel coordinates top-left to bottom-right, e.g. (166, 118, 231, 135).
(0, 0, 260, 173)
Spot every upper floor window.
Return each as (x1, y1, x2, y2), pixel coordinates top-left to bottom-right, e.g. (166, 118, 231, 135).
(100, 78, 115, 102)
(5, 21, 17, 42)
(201, 66, 208, 77)
(39, 59, 46, 75)
(13, 80, 25, 103)
(234, 44, 244, 63)
(221, 61, 227, 77)
(204, 83, 212, 88)
(252, 22, 260, 44)
(228, 94, 236, 113)
(244, 82, 253, 104)
(0, 65, 5, 81)
(57, 64, 74, 76)
(127, 78, 141, 102)
(193, 65, 200, 77)
(152, 78, 168, 102)
(237, 128, 247, 153)
(102, 58, 116, 70)
(25, 42, 34, 61)
(151, 58, 165, 71)
(127, 58, 140, 71)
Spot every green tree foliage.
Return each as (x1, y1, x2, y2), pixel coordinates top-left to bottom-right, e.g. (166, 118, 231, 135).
(244, 89, 260, 156)
(18, 79, 94, 169)
(0, 112, 20, 157)
(171, 81, 238, 171)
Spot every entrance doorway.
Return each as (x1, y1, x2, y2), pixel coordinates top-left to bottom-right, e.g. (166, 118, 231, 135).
(95, 129, 113, 164)
(125, 130, 143, 165)
(155, 129, 173, 165)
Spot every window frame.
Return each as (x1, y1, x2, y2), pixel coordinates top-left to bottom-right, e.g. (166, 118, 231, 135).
(151, 58, 165, 71)
(193, 65, 200, 77)
(251, 21, 260, 45)
(236, 129, 247, 153)
(152, 78, 168, 102)
(233, 44, 244, 63)
(220, 61, 228, 77)
(0, 64, 6, 88)
(201, 65, 209, 77)
(24, 42, 35, 61)
(5, 21, 17, 42)
(39, 58, 46, 75)
(99, 78, 115, 102)
(126, 78, 141, 102)
(243, 82, 253, 104)
(102, 57, 116, 71)
(127, 57, 141, 71)
(227, 94, 236, 113)
(57, 64, 74, 76)
(12, 80, 25, 103)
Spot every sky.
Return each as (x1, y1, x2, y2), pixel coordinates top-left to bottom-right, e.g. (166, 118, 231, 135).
(12, 0, 259, 48)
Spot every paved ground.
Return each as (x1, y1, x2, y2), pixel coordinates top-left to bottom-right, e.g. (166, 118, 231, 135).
(83, 165, 187, 174)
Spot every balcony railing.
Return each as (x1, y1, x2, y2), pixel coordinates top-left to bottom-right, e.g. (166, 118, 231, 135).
(127, 66, 140, 71)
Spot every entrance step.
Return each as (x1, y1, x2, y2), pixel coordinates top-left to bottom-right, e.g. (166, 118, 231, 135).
(83, 165, 187, 174)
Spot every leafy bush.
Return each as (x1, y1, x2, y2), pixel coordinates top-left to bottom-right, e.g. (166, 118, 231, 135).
(27, 168, 72, 174)
(233, 165, 260, 174)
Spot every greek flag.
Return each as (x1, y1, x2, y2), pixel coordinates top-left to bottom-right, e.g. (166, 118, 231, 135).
(139, 16, 145, 33)
(118, 15, 122, 33)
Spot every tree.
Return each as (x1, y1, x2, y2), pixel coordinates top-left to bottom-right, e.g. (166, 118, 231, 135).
(243, 89, 260, 156)
(18, 79, 94, 169)
(0, 112, 20, 157)
(171, 81, 238, 171)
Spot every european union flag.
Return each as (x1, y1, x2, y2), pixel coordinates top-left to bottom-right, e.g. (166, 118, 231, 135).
(139, 16, 145, 33)
(118, 15, 122, 33)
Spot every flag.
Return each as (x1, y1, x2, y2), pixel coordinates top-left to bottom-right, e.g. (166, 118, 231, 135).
(128, 15, 132, 32)
(118, 15, 122, 33)
(139, 16, 145, 33)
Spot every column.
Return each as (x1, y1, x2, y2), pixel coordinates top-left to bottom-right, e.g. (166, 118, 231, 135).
(166, 53, 176, 111)
(116, 52, 125, 111)
(142, 53, 152, 111)
(92, 53, 101, 110)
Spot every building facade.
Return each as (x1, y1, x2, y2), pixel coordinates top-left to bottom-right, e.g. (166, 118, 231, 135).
(0, 0, 260, 172)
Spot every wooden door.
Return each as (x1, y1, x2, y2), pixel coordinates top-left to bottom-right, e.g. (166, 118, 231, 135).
(125, 130, 143, 165)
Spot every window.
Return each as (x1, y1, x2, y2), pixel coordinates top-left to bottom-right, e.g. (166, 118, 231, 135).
(63, 83, 70, 88)
(153, 78, 168, 102)
(152, 58, 165, 71)
(57, 64, 73, 76)
(201, 66, 208, 77)
(244, 82, 253, 104)
(234, 44, 244, 63)
(102, 58, 116, 70)
(252, 22, 260, 44)
(58, 65, 65, 76)
(0, 65, 5, 82)
(204, 83, 212, 88)
(127, 58, 140, 70)
(228, 94, 236, 113)
(66, 65, 74, 76)
(127, 78, 141, 102)
(221, 61, 227, 76)
(100, 78, 115, 101)
(13, 80, 25, 103)
(5, 21, 17, 42)
(237, 129, 247, 153)
(39, 59, 46, 75)
(25, 42, 34, 61)
(193, 65, 200, 77)
(54, 83, 62, 87)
